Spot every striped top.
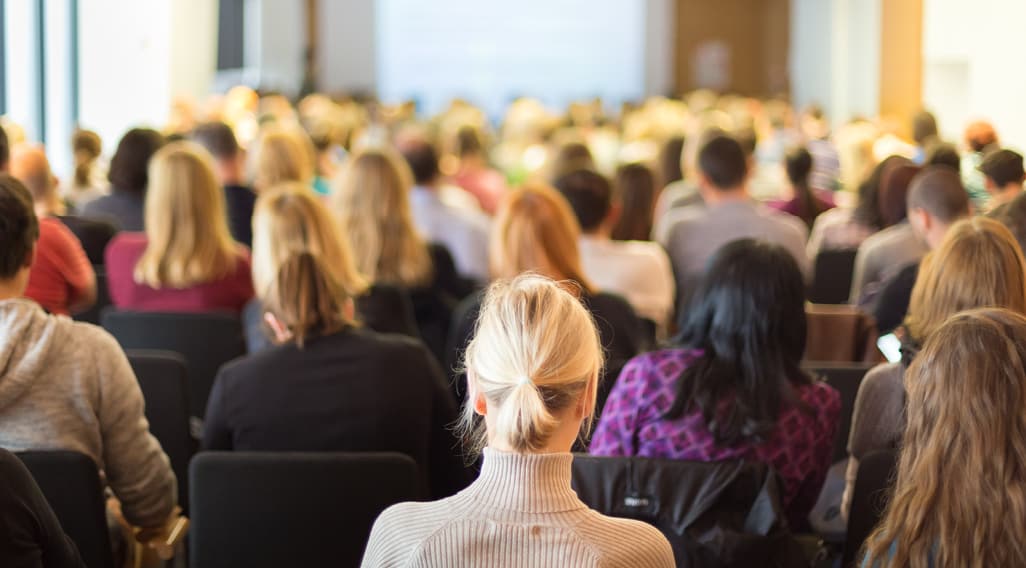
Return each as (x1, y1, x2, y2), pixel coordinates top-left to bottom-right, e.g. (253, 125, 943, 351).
(361, 448, 675, 567)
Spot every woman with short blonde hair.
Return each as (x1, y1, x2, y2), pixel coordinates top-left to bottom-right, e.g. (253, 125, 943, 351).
(332, 148, 433, 288)
(863, 308, 1026, 567)
(447, 184, 644, 401)
(843, 216, 1026, 517)
(363, 274, 674, 567)
(244, 183, 418, 352)
(248, 126, 315, 192)
(105, 142, 254, 313)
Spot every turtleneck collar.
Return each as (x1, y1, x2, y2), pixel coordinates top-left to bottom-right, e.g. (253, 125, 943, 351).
(465, 448, 585, 514)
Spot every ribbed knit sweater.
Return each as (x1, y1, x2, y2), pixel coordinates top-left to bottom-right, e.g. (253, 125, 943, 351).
(361, 448, 675, 567)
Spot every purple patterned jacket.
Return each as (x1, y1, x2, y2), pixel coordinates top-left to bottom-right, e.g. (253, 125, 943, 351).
(590, 348, 841, 527)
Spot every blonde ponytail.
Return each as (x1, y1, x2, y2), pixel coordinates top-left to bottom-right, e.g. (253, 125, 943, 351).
(461, 273, 603, 453)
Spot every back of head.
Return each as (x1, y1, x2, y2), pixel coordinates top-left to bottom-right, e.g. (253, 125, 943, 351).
(398, 138, 440, 186)
(249, 126, 314, 191)
(924, 142, 960, 171)
(550, 141, 595, 182)
(907, 217, 1026, 341)
(462, 274, 603, 453)
(697, 134, 747, 191)
(263, 251, 353, 348)
(994, 191, 1026, 253)
(136, 141, 236, 288)
(252, 182, 367, 299)
(785, 146, 813, 187)
(108, 128, 165, 194)
(553, 169, 612, 233)
(0, 175, 39, 280)
(979, 148, 1025, 187)
(911, 110, 939, 145)
(71, 129, 102, 187)
(877, 159, 920, 226)
(964, 120, 998, 153)
(332, 148, 431, 287)
(906, 166, 970, 224)
(9, 145, 55, 204)
(611, 162, 657, 242)
(491, 184, 591, 291)
(671, 239, 809, 444)
(660, 135, 685, 186)
(866, 307, 1026, 567)
(191, 122, 241, 161)
(455, 125, 484, 158)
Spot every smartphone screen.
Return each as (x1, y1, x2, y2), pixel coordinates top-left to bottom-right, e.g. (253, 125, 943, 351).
(877, 333, 902, 363)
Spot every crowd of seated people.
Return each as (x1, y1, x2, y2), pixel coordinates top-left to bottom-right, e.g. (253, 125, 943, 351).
(0, 87, 1024, 566)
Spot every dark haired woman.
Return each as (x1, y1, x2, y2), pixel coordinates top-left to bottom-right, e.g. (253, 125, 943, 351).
(80, 128, 165, 231)
(591, 239, 840, 528)
(770, 147, 835, 230)
(611, 162, 659, 242)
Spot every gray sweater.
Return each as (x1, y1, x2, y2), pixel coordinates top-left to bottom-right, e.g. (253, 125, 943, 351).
(362, 448, 675, 567)
(0, 299, 176, 528)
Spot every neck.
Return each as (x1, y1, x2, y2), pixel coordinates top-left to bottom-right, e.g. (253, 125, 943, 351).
(0, 274, 28, 301)
(583, 227, 610, 240)
(34, 198, 64, 218)
(996, 184, 1022, 202)
(471, 449, 581, 512)
(217, 160, 244, 186)
(703, 186, 749, 206)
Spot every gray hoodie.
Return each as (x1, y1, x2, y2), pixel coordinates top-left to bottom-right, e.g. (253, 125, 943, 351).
(0, 299, 176, 528)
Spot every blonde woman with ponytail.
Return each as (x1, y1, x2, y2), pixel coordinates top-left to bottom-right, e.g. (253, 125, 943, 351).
(203, 251, 467, 500)
(363, 274, 674, 568)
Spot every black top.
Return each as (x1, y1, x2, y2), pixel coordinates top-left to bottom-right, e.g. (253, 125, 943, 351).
(57, 216, 116, 266)
(446, 289, 644, 401)
(872, 262, 919, 334)
(79, 190, 145, 232)
(242, 284, 420, 353)
(202, 327, 470, 499)
(408, 244, 479, 367)
(223, 184, 256, 247)
(0, 449, 84, 568)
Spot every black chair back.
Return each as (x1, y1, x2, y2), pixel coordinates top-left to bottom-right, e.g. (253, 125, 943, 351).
(572, 455, 806, 567)
(127, 349, 195, 512)
(73, 269, 111, 325)
(189, 451, 419, 568)
(810, 249, 859, 304)
(843, 449, 898, 567)
(805, 363, 875, 463)
(17, 451, 115, 568)
(101, 309, 246, 420)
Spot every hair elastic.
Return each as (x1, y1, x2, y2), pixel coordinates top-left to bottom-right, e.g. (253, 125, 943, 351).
(517, 375, 532, 386)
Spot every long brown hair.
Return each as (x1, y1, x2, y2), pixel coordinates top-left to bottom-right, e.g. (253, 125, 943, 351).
(905, 217, 1026, 341)
(490, 183, 593, 293)
(863, 308, 1026, 567)
(331, 148, 433, 288)
(262, 251, 354, 348)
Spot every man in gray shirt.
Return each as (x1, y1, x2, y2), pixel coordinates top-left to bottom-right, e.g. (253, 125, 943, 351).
(657, 134, 809, 309)
(0, 175, 176, 532)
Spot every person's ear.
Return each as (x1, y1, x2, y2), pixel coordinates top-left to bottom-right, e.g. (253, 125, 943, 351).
(24, 244, 36, 269)
(467, 369, 488, 416)
(576, 377, 597, 420)
(263, 312, 292, 344)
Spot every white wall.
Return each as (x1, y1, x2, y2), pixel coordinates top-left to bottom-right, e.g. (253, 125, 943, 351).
(78, 0, 217, 151)
(923, 0, 1026, 150)
(790, 0, 880, 127)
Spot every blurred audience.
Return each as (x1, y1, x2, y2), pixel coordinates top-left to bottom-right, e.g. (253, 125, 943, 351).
(979, 148, 1025, 213)
(62, 129, 106, 209)
(610, 162, 659, 242)
(191, 121, 256, 246)
(81, 128, 165, 232)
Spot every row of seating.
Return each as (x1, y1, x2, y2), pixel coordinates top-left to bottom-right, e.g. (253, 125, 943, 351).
(16, 444, 896, 568)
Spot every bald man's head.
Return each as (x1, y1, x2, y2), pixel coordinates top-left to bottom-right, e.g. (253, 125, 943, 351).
(9, 145, 57, 204)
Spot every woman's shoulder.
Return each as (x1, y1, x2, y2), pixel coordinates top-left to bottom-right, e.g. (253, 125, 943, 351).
(577, 512, 675, 567)
(795, 378, 843, 419)
(105, 232, 147, 262)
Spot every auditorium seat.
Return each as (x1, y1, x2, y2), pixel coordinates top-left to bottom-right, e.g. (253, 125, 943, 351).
(72, 269, 111, 326)
(804, 304, 882, 363)
(805, 363, 874, 463)
(843, 449, 898, 568)
(571, 455, 807, 566)
(17, 450, 115, 568)
(127, 349, 195, 512)
(101, 309, 246, 423)
(189, 451, 419, 568)
(809, 249, 859, 305)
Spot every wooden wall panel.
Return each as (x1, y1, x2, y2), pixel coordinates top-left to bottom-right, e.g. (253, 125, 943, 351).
(674, 0, 790, 97)
(879, 0, 923, 136)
